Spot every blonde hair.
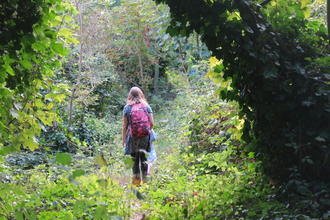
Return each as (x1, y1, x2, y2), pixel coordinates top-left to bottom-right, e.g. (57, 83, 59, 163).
(126, 87, 148, 106)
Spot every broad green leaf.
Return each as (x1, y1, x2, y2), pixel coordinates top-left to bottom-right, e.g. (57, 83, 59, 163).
(54, 93, 66, 102)
(63, 15, 74, 22)
(4, 65, 14, 76)
(55, 153, 72, 165)
(19, 59, 32, 69)
(73, 200, 87, 214)
(0, 189, 9, 198)
(263, 69, 277, 78)
(97, 179, 109, 188)
(51, 43, 69, 55)
(71, 169, 85, 179)
(133, 189, 144, 200)
(303, 9, 310, 19)
(93, 206, 107, 219)
(95, 155, 107, 166)
(300, 0, 312, 8)
(15, 211, 24, 220)
(25, 137, 39, 151)
(57, 28, 74, 38)
(22, 209, 37, 220)
(34, 99, 44, 108)
(248, 162, 256, 171)
(296, 10, 304, 19)
(66, 37, 80, 44)
(123, 157, 134, 169)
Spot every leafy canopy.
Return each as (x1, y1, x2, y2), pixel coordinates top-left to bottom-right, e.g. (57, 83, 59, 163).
(0, 0, 77, 154)
(155, 0, 330, 182)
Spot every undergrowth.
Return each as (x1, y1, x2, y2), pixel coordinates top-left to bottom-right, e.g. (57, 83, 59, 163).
(1, 78, 330, 219)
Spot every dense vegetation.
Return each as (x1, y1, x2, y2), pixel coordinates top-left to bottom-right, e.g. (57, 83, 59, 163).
(157, 0, 330, 192)
(0, 0, 330, 219)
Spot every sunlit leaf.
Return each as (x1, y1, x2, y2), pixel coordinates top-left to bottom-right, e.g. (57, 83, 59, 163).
(71, 169, 85, 179)
(97, 179, 109, 188)
(95, 155, 107, 166)
(10, 109, 19, 117)
(13, 102, 23, 110)
(123, 157, 134, 169)
(19, 59, 32, 69)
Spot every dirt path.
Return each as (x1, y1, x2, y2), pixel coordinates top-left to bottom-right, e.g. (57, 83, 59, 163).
(130, 202, 144, 220)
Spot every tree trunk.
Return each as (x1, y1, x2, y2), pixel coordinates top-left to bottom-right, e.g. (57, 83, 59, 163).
(328, 0, 330, 38)
(137, 49, 146, 94)
(154, 59, 160, 94)
(69, 0, 83, 128)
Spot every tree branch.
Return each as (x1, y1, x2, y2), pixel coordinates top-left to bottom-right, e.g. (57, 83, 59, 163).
(260, 0, 272, 7)
(328, 0, 330, 39)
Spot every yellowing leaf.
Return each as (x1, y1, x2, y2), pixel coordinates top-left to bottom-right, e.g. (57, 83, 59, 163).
(46, 102, 54, 110)
(66, 37, 80, 44)
(95, 155, 107, 166)
(34, 99, 44, 108)
(300, 0, 312, 8)
(54, 93, 66, 102)
(209, 57, 219, 68)
(25, 136, 39, 151)
(97, 179, 109, 188)
(303, 8, 311, 18)
(57, 28, 74, 38)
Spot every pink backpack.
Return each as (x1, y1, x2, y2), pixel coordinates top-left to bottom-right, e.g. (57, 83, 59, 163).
(130, 103, 151, 138)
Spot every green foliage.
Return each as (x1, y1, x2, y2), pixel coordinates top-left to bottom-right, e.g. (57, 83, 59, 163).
(135, 89, 330, 219)
(108, 0, 167, 90)
(2, 83, 330, 219)
(0, 151, 138, 219)
(155, 0, 330, 185)
(3, 0, 330, 218)
(187, 101, 241, 154)
(5, 151, 47, 169)
(0, 0, 77, 154)
(140, 145, 278, 219)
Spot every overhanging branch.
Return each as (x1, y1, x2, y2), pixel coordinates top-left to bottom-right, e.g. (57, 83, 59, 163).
(327, 0, 330, 38)
(260, 0, 272, 7)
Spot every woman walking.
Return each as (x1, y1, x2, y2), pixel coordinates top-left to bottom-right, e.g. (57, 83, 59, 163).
(122, 87, 154, 184)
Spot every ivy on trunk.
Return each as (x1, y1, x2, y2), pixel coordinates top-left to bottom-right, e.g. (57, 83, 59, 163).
(155, 0, 330, 183)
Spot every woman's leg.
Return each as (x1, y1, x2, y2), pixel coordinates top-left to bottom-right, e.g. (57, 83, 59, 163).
(131, 151, 148, 184)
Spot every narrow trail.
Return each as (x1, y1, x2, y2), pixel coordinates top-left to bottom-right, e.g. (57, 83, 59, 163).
(115, 102, 182, 220)
(130, 202, 143, 220)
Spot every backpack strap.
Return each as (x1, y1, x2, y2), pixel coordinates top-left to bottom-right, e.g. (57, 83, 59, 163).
(140, 104, 149, 115)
